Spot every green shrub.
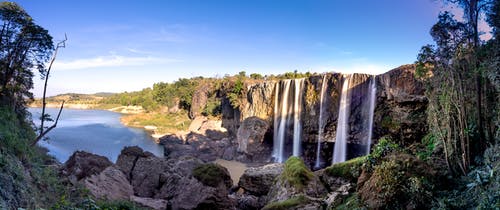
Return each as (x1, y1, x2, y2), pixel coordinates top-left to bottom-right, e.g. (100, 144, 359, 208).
(193, 163, 231, 188)
(282, 157, 314, 189)
(333, 193, 366, 210)
(365, 137, 400, 171)
(262, 195, 309, 210)
(416, 133, 437, 160)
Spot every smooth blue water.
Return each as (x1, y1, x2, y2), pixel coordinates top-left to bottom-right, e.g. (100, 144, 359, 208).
(30, 108, 163, 163)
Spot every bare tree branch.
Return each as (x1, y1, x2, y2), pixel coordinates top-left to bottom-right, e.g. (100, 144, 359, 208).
(33, 34, 67, 146)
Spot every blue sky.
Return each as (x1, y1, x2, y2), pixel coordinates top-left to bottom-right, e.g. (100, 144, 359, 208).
(16, 0, 448, 96)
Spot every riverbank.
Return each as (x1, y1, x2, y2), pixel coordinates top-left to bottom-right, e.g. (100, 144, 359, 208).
(30, 103, 190, 141)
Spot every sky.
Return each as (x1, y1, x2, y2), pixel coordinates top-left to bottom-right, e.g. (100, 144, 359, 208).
(13, 0, 485, 96)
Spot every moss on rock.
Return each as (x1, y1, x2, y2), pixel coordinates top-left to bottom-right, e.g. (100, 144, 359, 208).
(192, 163, 232, 188)
(281, 157, 314, 190)
(262, 195, 309, 210)
(325, 156, 365, 181)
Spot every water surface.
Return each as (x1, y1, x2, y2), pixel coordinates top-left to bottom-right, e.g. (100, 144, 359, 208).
(30, 108, 163, 163)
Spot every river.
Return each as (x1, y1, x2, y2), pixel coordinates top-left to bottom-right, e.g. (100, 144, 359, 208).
(29, 107, 164, 163)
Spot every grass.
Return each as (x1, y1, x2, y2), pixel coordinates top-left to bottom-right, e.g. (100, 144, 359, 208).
(262, 195, 309, 210)
(121, 110, 191, 134)
(282, 157, 314, 190)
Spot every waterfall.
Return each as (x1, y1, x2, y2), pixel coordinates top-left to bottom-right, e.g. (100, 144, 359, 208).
(366, 75, 376, 154)
(333, 74, 351, 163)
(293, 78, 304, 157)
(272, 81, 280, 160)
(314, 75, 328, 168)
(273, 79, 304, 163)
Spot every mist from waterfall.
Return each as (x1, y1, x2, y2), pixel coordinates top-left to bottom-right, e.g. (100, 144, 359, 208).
(333, 74, 351, 163)
(314, 75, 328, 168)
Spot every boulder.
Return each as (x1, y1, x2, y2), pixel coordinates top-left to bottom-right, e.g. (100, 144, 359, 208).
(188, 116, 208, 132)
(61, 151, 113, 184)
(115, 146, 154, 181)
(130, 196, 168, 210)
(83, 166, 133, 201)
(236, 117, 271, 160)
(238, 163, 283, 196)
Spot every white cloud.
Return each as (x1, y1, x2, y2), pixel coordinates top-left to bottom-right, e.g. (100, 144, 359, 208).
(53, 55, 181, 71)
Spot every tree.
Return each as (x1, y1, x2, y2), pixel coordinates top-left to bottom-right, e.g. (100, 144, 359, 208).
(416, 0, 497, 175)
(0, 2, 53, 117)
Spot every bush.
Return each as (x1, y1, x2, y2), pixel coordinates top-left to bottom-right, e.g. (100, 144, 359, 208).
(358, 153, 435, 209)
(282, 157, 314, 189)
(364, 137, 400, 171)
(193, 163, 232, 188)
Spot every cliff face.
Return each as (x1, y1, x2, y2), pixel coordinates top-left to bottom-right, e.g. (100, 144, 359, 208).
(189, 65, 427, 166)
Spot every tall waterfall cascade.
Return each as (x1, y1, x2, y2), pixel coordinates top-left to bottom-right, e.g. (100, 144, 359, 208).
(272, 78, 305, 163)
(272, 73, 377, 166)
(314, 75, 328, 168)
(333, 74, 352, 163)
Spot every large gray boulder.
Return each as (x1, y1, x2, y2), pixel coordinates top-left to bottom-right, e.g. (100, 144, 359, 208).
(83, 166, 133, 201)
(236, 117, 270, 159)
(238, 163, 283, 196)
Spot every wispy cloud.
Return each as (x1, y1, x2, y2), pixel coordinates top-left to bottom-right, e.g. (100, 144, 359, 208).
(53, 55, 182, 71)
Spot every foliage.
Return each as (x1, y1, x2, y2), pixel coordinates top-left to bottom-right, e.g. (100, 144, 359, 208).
(0, 2, 54, 118)
(262, 195, 309, 210)
(416, 133, 437, 160)
(332, 193, 366, 210)
(325, 156, 365, 182)
(358, 153, 436, 209)
(416, 0, 498, 175)
(433, 144, 499, 209)
(250, 73, 263, 80)
(202, 95, 222, 117)
(364, 137, 400, 170)
(281, 156, 314, 190)
(305, 83, 318, 107)
(192, 163, 231, 188)
(380, 115, 400, 131)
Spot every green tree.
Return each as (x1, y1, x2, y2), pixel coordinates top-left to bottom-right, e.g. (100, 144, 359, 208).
(0, 2, 53, 117)
(416, 0, 497, 175)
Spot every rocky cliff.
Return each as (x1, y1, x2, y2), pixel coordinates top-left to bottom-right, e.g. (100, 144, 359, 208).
(183, 65, 427, 167)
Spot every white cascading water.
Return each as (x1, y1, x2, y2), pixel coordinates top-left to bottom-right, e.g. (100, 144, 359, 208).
(314, 75, 328, 168)
(272, 81, 280, 160)
(292, 78, 304, 157)
(333, 74, 351, 163)
(276, 80, 292, 163)
(366, 75, 376, 154)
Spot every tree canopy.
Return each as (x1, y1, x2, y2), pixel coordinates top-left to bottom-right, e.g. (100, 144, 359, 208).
(0, 2, 53, 117)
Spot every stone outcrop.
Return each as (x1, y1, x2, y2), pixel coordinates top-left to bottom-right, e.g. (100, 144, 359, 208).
(83, 166, 133, 201)
(189, 82, 213, 119)
(238, 163, 283, 196)
(60, 151, 113, 184)
(66, 147, 237, 209)
(236, 117, 272, 162)
(374, 64, 428, 145)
